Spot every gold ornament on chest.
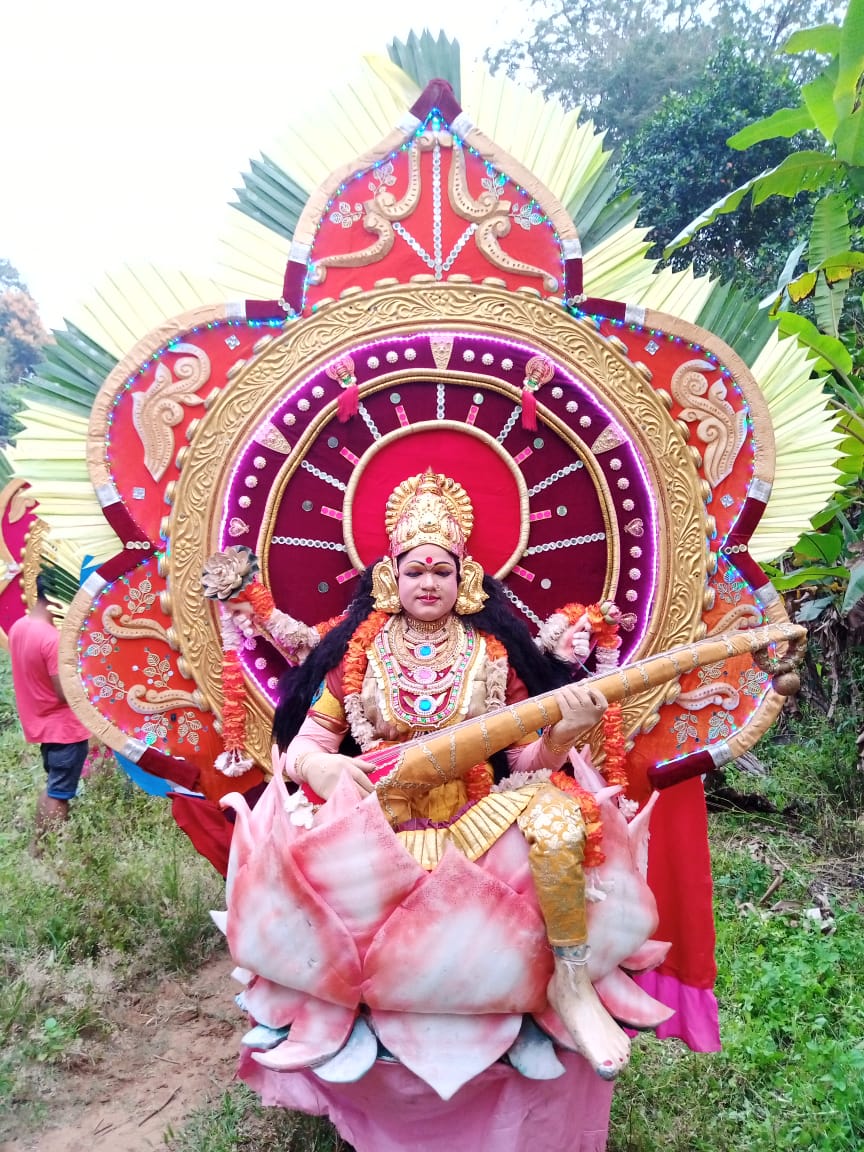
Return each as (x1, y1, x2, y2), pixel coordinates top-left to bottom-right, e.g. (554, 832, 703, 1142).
(370, 615, 480, 726)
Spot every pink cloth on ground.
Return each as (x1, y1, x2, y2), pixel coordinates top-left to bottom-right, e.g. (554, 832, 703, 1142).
(8, 615, 90, 744)
(632, 969, 721, 1052)
(239, 1047, 614, 1152)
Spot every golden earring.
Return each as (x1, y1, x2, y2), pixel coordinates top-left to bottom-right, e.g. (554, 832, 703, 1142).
(455, 557, 488, 615)
(371, 559, 401, 614)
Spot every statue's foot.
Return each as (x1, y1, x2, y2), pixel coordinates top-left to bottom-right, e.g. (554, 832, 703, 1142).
(547, 947, 631, 1080)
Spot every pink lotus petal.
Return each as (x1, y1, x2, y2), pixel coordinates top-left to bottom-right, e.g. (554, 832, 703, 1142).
(290, 784, 425, 957)
(220, 790, 253, 904)
(363, 845, 550, 1015)
(477, 824, 533, 896)
(372, 1009, 522, 1100)
(252, 999, 357, 1070)
(532, 1005, 578, 1052)
(586, 793, 660, 981)
(227, 826, 361, 1007)
(593, 967, 675, 1030)
(620, 939, 671, 972)
(243, 976, 307, 1029)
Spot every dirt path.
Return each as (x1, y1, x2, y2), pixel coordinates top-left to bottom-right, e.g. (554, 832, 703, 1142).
(2, 953, 245, 1152)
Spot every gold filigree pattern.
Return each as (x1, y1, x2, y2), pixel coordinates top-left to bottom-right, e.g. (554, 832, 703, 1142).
(449, 140, 559, 292)
(132, 342, 211, 482)
(670, 359, 747, 488)
(21, 518, 49, 610)
(309, 141, 423, 284)
(126, 684, 205, 715)
(101, 603, 170, 645)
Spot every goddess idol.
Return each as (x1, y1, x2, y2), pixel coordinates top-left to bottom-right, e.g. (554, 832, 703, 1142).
(213, 465, 673, 1149)
(45, 56, 817, 1152)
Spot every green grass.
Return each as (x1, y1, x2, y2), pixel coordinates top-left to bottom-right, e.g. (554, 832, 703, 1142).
(0, 654, 224, 1126)
(606, 833, 864, 1150)
(164, 1084, 350, 1152)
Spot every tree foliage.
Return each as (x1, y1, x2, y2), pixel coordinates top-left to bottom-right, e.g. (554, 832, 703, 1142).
(0, 261, 49, 446)
(669, 0, 864, 619)
(488, 0, 845, 145)
(617, 44, 809, 292)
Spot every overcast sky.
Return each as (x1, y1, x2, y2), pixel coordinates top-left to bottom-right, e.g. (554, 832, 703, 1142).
(2, 0, 529, 327)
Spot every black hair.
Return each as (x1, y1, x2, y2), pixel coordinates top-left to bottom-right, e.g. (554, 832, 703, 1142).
(272, 564, 575, 783)
(35, 572, 50, 603)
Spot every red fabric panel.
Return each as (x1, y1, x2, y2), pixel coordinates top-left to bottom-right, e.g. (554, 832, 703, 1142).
(349, 427, 524, 572)
(647, 777, 717, 990)
(170, 792, 233, 877)
(139, 746, 200, 790)
(648, 749, 714, 790)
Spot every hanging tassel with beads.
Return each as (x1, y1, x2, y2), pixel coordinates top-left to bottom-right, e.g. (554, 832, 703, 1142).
(327, 355, 359, 422)
(521, 355, 554, 430)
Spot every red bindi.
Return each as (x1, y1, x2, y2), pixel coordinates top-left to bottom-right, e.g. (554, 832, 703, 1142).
(425, 556, 433, 563)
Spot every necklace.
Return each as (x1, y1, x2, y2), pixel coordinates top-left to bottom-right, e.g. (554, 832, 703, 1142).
(403, 615, 441, 635)
(370, 617, 479, 726)
(390, 614, 462, 671)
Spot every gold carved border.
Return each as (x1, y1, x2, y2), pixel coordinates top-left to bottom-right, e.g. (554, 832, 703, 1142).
(165, 281, 711, 770)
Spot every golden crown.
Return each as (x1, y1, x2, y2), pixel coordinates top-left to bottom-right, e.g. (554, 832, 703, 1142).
(385, 469, 474, 560)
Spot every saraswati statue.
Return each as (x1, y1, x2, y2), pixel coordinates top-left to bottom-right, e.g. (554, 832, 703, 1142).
(17, 34, 838, 1152)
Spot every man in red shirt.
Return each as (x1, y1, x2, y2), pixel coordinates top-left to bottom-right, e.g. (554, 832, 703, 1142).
(9, 573, 91, 843)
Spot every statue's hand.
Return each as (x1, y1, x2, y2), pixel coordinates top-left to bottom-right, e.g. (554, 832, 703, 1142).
(553, 618, 592, 665)
(547, 684, 608, 749)
(290, 751, 375, 799)
(223, 600, 259, 639)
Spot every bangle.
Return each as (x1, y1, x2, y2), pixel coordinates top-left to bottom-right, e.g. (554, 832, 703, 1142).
(291, 752, 311, 784)
(542, 728, 571, 756)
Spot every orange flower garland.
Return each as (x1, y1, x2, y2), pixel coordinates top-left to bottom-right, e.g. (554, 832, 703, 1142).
(554, 601, 628, 794)
(601, 703, 628, 789)
(220, 647, 247, 755)
(240, 579, 275, 619)
(483, 633, 507, 663)
(343, 610, 391, 697)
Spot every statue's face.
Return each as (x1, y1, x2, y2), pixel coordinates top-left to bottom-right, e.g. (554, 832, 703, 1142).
(396, 545, 459, 622)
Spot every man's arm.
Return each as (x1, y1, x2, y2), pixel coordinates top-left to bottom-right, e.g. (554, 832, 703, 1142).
(50, 673, 69, 706)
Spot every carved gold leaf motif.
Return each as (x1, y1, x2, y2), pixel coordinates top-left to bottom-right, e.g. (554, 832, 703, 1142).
(310, 142, 423, 284)
(671, 359, 747, 488)
(132, 342, 210, 482)
(101, 603, 170, 644)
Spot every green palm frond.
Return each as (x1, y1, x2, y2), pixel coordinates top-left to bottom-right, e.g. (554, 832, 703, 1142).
(30, 324, 117, 418)
(388, 30, 461, 99)
(232, 154, 312, 243)
(695, 281, 776, 367)
(576, 173, 641, 254)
